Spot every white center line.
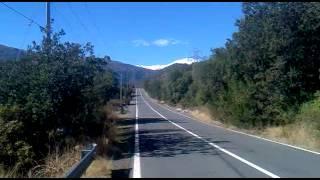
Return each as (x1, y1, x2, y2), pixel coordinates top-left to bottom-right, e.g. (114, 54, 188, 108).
(133, 88, 141, 178)
(139, 89, 280, 178)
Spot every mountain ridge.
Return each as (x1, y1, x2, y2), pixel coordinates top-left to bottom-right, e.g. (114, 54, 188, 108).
(0, 44, 157, 87)
(0, 44, 203, 86)
(136, 57, 201, 70)
(0, 44, 25, 61)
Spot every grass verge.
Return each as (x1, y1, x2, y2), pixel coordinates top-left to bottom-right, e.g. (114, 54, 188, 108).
(27, 145, 81, 178)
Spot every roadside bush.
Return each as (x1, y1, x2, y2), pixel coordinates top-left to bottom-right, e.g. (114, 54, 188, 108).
(295, 92, 320, 136)
(0, 30, 119, 175)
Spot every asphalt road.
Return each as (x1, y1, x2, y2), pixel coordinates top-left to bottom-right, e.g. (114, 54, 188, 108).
(129, 88, 320, 178)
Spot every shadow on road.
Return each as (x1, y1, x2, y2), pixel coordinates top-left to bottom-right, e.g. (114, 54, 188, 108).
(111, 168, 132, 178)
(138, 127, 231, 158)
(110, 115, 240, 177)
(118, 117, 187, 127)
(111, 116, 234, 159)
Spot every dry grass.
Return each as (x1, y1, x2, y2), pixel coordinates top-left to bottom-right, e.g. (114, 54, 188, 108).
(0, 164, 21, 178)
(27, 141, 113, 178)
(79, 104, 118, 178)
(96, 103, 121, 153)
(27, 145, 82, 178)
(261, 122, 320, 151)
(188, 106, 223, 126)
(185, 105, 320, 152)
(81, 156, 111, 178)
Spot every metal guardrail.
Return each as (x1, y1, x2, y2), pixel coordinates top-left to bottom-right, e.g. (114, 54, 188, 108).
(64, 143, 97, 178)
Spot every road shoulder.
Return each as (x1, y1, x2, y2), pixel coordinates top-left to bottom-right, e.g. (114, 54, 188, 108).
(109, 105, 136, 178)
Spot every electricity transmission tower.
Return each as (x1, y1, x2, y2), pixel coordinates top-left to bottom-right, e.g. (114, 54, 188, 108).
(192, 48, 202, 61)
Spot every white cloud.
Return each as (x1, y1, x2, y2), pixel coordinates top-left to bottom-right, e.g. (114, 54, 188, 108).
(171, 39, 183, 45)
(132, 38, 184, 47)
(152, 39, 171, 47)
(132, 39, 150, 47)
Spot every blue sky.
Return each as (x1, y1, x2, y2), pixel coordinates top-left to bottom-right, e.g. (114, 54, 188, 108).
(0, 2, 243, 66)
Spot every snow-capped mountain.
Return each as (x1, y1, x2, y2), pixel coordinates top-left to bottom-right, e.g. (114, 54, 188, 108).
(137, 57, 200, 70)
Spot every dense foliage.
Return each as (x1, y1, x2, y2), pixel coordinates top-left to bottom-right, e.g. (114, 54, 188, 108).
(0, 31, 120, 173)
(144, 2, 320, 129)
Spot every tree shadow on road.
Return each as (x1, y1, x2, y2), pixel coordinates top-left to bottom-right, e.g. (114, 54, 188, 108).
(110, 116, 241, 177)
(138, 127, 231, 158)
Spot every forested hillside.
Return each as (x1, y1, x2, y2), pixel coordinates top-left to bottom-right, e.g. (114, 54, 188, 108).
(0, 44, 25, 61)
(144, 2, 320, 130)
(104, 58, 157, 87)
(0, 44, 155, 87)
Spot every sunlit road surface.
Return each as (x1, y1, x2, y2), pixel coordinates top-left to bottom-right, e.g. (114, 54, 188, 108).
(128, 88, 320, 178)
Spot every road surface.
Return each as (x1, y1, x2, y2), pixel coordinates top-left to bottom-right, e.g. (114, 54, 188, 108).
(129, 88, 320, 178)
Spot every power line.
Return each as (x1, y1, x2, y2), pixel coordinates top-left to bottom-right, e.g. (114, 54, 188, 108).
(67, 3, 91, 36)
(67, 2, 98, 46)
(68, 3, 104, 57)
(52, 5, 75, 35)
(15, 19, 33, 61)
(83, 2, 109, 56)
(83, 3, 107, 46)
(9, 5, 39, 60)
(50, 8, 63, 33)
(0, 2, 45, 30)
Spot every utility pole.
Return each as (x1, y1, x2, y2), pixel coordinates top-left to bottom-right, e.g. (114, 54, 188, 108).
(120, 72, 124, 113)
(193, 48, 201, 60)
(127, 70, 129, 98)
(120, 72, 122, 104)
(123, 71, 126, 104)
(125, 69, 129, 103)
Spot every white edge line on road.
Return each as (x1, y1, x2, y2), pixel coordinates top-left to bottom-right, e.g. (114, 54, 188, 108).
(148, 92, 320, 156)
(133, 88, 141, 178)
(139, 89, 280, 178)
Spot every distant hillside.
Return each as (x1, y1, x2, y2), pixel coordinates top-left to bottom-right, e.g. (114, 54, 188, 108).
(159, 63, 192, 73)
(136, 57, 202, 70)
(0, 44, 155, 87)
(0, 44, 25, 61)
(103, 58, 158, 87)
(138, 62, 194, 85)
